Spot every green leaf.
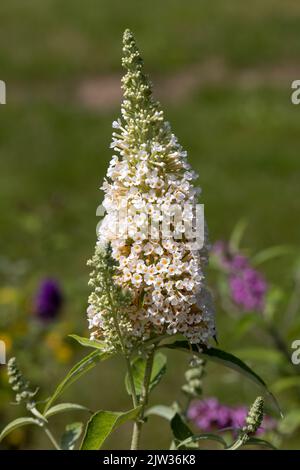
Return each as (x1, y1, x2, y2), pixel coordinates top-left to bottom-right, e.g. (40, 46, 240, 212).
(125, 352, 167, 396)
(229, 218, 248, 252)
(171, 413, 193, 441)
(243, 437, 277, 450)
(145, 405, 176, 421)
(170, 413, 196, 449)
(252, 245, 293, 266)
(177, 433, 227, 449)
(69, 334, 107, 350)
(81, 407, 141, 450)
(61, 422, 83, 450)
(0, 417, 41, 442)
(162, 341, 281, 415)
(233, 348, 285, 366)
(44, 350, 112, 413)
(278, 410, 300, 434)
(271, 376, 300, 394)
(44, 403, 89, 418)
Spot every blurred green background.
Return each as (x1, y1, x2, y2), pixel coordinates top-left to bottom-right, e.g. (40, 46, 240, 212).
(0, 0, 300, 449)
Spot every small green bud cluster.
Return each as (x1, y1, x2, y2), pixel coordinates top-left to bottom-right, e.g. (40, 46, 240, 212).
(87, 244, 133, 352)
(243, 396, 264, 435)
(181, 357, 206, 398)
(7, 357, 36, 405)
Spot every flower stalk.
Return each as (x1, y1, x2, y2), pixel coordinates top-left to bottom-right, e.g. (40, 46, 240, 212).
(131, 347, 155, 450)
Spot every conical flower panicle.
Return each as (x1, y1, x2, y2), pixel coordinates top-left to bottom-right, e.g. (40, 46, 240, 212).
(87, 30, 216, 349)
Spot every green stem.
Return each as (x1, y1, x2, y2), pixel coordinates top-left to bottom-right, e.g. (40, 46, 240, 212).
(125, 355, 140, 451)
(132, 347, 155, 450)
(226, 433, 248, 450)
(109, 297, 139, 450)
(29, 406, 61, 450)
(44, 426, 61, 450)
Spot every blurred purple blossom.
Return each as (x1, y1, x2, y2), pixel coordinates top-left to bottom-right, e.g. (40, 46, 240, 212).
(229, 268, 267, 311)
(213, 241, 268, 312)
(187, 398, 232, 430)
(34, 278, 63, 322)
(187, 398, 276, 435)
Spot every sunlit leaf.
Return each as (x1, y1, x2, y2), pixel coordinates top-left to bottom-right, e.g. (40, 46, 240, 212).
(69, 334, 107, 350)
(44, 403, 89, 418)
(145, 405, 176, 421)
(125, 352, 167, 396)
(81, 407, 141, 450)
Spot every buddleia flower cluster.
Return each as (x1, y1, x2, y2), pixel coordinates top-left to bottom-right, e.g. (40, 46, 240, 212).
(87, 29, 216, 350)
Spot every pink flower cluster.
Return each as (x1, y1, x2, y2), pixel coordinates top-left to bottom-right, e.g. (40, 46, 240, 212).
(213, 241, 268, 312)
(187, 398, 276, 434)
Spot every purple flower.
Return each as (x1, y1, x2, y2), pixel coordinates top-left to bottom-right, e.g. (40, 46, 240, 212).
(230, 255, 248, 271)
(34, 278, 63, 322)
(230, 406, 248, 429)
(188, 398, 276, 435)
(229, 267, 267, 311)
(213, 241, 268, 312)
(187, 398, 232, 431)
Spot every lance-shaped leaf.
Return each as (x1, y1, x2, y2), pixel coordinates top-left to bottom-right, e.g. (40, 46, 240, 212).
(145, 405, 177, 421)
(69, 334, 107, 350)
(44, 350, 112, 413)
(81, 407, 141, 450)
(125, 352, 167, 396)
(0, 417, 41, 442)
(44, 403, 89, 419)
(162, 341, 281, 415)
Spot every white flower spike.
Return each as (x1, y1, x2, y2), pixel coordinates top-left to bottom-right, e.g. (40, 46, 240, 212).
(87, 29, 216, 351)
